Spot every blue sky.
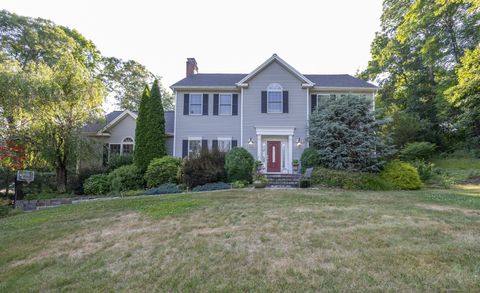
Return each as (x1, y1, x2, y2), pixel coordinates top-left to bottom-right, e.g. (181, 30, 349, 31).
(3, 0, 383, 110)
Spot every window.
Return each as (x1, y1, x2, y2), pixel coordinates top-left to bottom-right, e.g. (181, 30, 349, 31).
(188, 139, 202, 157)
(109, 144, 121, 156)
(316, 94, 330, 109)
(218, 138, 232, 152)
(121, 137, 134, 155)
(219, 94, 232, 115)
(189, 93, 202, 115)
(267, 83, 283, 113)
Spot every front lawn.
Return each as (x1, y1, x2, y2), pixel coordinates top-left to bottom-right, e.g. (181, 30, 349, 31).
(1, 188, 480, 291)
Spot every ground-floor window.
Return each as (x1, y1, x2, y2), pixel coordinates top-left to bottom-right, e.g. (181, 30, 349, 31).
(109, 144, 121, 156)
(217, 138, 232, 152)
(188, 139, 202, 157)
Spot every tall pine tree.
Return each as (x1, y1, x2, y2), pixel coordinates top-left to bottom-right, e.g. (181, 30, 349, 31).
(134, 80, 167, 172)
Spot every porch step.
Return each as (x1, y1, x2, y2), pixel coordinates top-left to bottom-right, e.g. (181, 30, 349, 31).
(266, 174, 301, 188)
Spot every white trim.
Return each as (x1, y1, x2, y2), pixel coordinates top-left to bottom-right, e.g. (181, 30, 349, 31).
(288, 135, 293, 173)
(217, 137, 232, 152)
(306, 87, 310, 148)
(187, 137, 202, 158)
(255, 126, 295, 136)
(173, 90, 177, 156)
(312, 86, 378, 91)
(217, 136, 232, 140)
(266, 83, 283, 114)
(96, 110, 138, 135)
(188, 136, 203, 141)
(218, 93, 233, 115)
(240, 87, 244, 147)
(189, 93, 203, 115)
(236, 54, 315, 87)
(122, 136, 134, 143)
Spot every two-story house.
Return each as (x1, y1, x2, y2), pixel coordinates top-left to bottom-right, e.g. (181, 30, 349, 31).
(171, 54, 378, 174)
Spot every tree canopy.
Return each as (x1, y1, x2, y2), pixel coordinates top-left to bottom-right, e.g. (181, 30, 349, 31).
(360, 0, 479, 150)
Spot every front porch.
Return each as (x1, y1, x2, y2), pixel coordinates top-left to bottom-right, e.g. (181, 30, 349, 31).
(254, 126, 298, 174)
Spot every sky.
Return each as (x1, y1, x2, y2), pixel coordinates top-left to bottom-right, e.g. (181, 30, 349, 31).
(2, 0, 383, 111)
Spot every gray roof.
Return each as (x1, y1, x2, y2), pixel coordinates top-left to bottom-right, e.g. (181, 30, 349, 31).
(171, 73, 377, 88)
(82, 110, 175, 134)
(171, 73, 247, 87)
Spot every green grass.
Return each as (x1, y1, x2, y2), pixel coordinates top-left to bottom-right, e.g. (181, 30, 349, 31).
(430, 158, 480, 184)
(1, 188, 480, 291)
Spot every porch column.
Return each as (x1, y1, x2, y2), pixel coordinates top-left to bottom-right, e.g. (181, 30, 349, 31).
(257, 134, 262, 162)
(288, 135, 293, 173)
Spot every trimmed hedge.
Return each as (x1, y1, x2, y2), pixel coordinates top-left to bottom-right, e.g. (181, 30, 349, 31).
(83, 174, 110, 195)
(311, 168, 391, 190)
(144, 156, 182, 188)
(144, 183, 182, 195)
(108, 164, 144, 191)
(380, 160, 422, 190)
(225, 147, 255, 183)
(192, 182, 231, 192)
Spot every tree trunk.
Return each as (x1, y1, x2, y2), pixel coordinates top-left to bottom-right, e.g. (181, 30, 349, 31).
(56, 166, 67, 193)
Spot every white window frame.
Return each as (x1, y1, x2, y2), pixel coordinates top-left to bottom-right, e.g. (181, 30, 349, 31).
(121, 136, 134, 155)
(267, 83, 283, 114)
(109, 143, 121, 157)
(189, 93, 203, 115)
(188, 137, 202, 158)
(219, 93, 233, 115)
(217, 137, 232, 152)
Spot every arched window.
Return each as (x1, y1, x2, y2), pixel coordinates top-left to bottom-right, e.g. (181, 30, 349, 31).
(267, 83, 283, 113)
(122, 137, 134, 155)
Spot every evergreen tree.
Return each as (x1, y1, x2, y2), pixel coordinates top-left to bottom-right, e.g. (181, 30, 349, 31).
(134, 80, 166, 172)
(309, 95, 393, 172)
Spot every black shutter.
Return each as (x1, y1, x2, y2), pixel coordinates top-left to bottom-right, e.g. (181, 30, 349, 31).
(202, 139, 208, 150)
(183, 94, 190, 115)
(232, 140, 238, 148)
(203, 94, 209, 115)
(232, 94, 238, 115)
(261, 91, 267, 113)
(212, 140, 218, 150)
(283, 91, 289, 113)
(311, 94, 317, 112)
(213, 94, 219, 115)
(182, 140, 188, 158)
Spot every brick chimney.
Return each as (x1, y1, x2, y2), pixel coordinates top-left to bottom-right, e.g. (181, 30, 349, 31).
(186, 58, 198, 77)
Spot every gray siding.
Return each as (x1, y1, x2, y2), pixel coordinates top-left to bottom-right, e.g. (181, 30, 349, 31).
(174, 91, 241, 157)
(242, 61, 309, 162)
(108, 115, 136, 144)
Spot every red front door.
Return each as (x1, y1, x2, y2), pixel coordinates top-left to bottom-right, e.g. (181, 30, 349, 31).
(267, 141, 281, 172)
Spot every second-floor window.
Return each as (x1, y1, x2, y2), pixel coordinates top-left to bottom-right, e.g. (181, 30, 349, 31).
(189, 93, 203, 115)
(219, 94, 232, 115)
(267, 83, 283, 113)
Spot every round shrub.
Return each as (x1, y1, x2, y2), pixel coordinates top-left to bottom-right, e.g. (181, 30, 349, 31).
(225, 147, 255, 183)
(107, 154, 133, 172)
(181, 150, 226, 189)
(144, 156, 182, 188)
(399, 142, 436, 162)
(300, 148, 321, 173)
(83, 174, 110, 195)
(108, 164, 144, 191)
(380, 160, 422, 190)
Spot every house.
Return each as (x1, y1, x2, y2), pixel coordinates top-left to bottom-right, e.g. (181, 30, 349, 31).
(170, 54, 377, 173)
(81, 110, 174, 168)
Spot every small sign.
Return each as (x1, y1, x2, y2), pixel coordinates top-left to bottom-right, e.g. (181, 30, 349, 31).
(17, 170, 35, 183)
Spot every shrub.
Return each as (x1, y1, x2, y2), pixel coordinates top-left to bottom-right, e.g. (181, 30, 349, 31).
(108, 164, 144, 191)
(299, 179, 311, 188)
(232, 180, 248, 188)
(83, 174, 110, 195)
(300, 148, 321, 173)
(0, 199, 11, 218)
(399, 142, 436, 162)
(181, 149, 226, 189)
(70, 167, 105, 195)
(192, 182, 231, 192)
(144, 156, 182, 188)
(107, 154, 133, 172)
(144, 183, 182, 195)
(309, 95, 394, 172)
(411, 160, 435, 181)
(380, 160, 422, 190)
(311, 168, 391, 190)
(225, 147, 255, 183)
